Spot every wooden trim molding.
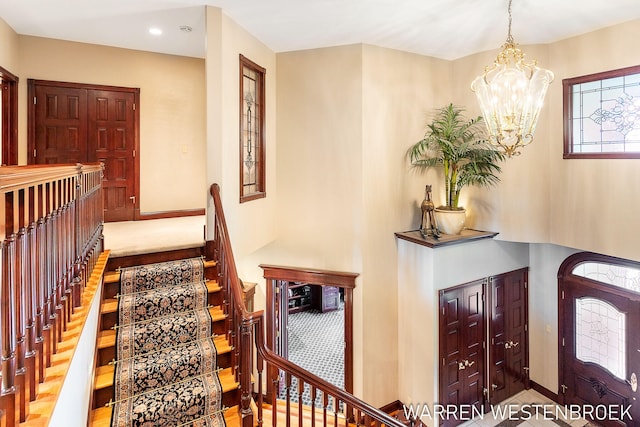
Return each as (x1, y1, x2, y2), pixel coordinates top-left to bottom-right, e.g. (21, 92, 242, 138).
(260, 264, 358, 396)
(530, 380, 560, 403)
(1, 65, 18, 166)
(138, 208, 205, 220)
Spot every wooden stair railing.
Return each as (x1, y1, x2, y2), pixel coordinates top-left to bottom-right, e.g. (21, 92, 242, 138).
(0, 163, 104, 427)
(210, 183, 405, 427)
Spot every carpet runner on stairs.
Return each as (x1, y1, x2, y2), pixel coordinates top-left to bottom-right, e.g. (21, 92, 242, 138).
(109, 258, 226, 427)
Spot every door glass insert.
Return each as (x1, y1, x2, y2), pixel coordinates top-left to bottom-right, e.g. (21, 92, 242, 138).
(572, 261, 640, 293)
(575, 297, 626, 379)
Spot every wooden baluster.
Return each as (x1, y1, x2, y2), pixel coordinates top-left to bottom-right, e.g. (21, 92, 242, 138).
(59, 179, 69, 332)
(1, 191, 19, 427)
(54, 180, 65, 341)
(297, 378, 303, 427)
(333, 397, 339, 427)
(323, 391, 329, 427)
(257, 339, 264, 427)
(271, 365, 279, 427)
(72, 170, 83, 308)
(45, 182, 58, 356)
(311, 386, 317, 427)
(285, 372, 292, 427)
(37, 184, 51, 372)
(26, 186, 39, 397)
(14, 189, 28, 421)
(35, 183, 49, 374)
(240, 320, 253, 427)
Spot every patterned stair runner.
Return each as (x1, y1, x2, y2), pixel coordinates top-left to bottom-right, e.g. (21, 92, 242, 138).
(110, 258, 226, 427)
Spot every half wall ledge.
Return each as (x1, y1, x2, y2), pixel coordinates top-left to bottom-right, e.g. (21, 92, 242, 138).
(394, 229, 498, 248)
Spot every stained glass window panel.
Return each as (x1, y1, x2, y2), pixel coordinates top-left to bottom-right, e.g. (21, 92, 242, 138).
(564, 66, 640, 157)
(572, 261, 640, 293)
(575, 297, 626, 379)
(239, 55, 266, 202)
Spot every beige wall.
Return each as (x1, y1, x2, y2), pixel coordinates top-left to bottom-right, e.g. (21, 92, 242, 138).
(204, 7, 278, 262)
(546, 19, 640, 262)
(0, 17, 19, 76)
(14, 36, 206, 213)
(264, 44, 452, 405)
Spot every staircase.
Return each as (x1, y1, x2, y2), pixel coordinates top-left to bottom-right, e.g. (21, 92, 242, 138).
(88, 183, 408, 427)
(89, 254, 242, 426)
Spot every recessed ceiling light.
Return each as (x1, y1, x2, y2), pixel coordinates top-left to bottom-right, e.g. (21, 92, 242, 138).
(179, 25, 192, 33)
(149, 27, 162, 36)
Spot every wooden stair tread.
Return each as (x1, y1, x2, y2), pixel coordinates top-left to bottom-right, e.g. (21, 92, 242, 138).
(219, 367, 239, 393)
(214, 334, 232, 354)
(98, 329, 116, 349)
(95, 365, 114, 390)
(207, 280, 222, 293)
(101, 280, 220, 315)
(95, 335, 232, 390)
(101, 298, 118, 314)
(104, 271, 120, 284)
(90, 375, 237, 427)
(209, 306, 226, 322)
(91, 404, 237, 427)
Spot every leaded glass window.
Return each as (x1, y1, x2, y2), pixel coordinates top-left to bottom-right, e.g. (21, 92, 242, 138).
(575, 297, 626, 379)
(572, 261, 640, 294)
(239, 55, 266, 202)
(563, 65, 640, 158)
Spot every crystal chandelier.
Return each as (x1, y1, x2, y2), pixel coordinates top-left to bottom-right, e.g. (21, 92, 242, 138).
(471, 0, 554, 157)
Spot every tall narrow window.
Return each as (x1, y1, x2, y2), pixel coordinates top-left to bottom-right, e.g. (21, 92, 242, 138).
(239, 55, 266, 202)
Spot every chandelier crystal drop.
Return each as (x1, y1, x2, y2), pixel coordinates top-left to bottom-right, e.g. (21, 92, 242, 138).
(471, 0, 554, 157)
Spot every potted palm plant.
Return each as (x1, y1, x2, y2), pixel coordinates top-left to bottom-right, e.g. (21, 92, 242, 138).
(408, 103, 504, 234)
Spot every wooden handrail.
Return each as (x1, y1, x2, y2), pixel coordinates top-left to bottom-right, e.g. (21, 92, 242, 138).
(209, 183, 406, 427)
(0, 163, 104, 426)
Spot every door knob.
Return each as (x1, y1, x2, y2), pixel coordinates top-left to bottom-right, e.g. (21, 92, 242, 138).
(458, 361, 466, 371)
(464, 360, 475, 368)
(492, 383, 498, 390)
(627, 372, 638, 392)
(129, 195, 136, 204)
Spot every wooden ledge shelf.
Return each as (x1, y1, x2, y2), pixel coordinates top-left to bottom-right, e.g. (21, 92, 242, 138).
(394, 229, 498, 248)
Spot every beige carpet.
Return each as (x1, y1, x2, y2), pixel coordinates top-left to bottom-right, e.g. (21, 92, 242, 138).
(103, 216, 206, 257)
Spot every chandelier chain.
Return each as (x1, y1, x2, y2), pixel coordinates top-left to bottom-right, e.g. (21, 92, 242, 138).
(506, 0, 514, 44)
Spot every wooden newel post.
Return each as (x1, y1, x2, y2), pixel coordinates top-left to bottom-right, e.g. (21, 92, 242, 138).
(240, 320, 254, 427)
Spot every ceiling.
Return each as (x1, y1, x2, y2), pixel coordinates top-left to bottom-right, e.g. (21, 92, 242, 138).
(2, 0, 640, 60)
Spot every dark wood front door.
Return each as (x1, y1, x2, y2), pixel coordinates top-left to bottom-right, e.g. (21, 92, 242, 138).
(439, 279, 485, 427)
(488, 268, 528, 404)
(560, 254, 640, 427)
(29, 80, 139, 222)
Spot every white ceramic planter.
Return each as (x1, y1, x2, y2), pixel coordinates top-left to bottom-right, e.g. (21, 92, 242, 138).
(435, 207, 466, 235)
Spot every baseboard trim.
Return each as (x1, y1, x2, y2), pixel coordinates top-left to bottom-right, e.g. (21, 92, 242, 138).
(138, 208, 205, 220)
(530, 380, 560, 403)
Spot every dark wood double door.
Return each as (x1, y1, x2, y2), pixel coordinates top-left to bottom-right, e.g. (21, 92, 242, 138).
(28, 80, 140, 222)
(439, 268, 528, 426)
